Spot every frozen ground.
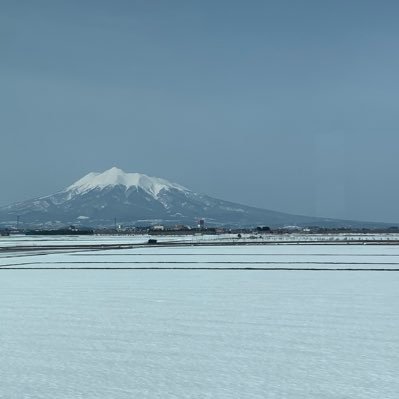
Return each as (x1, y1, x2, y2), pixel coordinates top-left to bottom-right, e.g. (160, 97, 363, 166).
(1, 236, 398, 398)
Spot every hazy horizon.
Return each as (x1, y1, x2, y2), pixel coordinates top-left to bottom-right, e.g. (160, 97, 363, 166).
(2, 1, 399, 223)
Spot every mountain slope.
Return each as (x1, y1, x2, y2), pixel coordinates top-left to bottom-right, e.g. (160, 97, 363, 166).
(0, 167, 387, 228)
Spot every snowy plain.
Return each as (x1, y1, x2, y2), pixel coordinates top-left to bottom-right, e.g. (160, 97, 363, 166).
(1, 235, 398, 398)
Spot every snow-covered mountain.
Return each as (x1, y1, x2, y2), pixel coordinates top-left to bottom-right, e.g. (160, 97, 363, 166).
(0, 167, 384, 228)
(66, 167, 188, 198)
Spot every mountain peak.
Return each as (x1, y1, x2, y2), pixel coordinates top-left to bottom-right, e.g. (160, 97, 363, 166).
(66, 167, 189, 198)
(105, 166, 126, 175)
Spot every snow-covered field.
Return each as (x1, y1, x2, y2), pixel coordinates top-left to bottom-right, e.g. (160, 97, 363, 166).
(2, 231, 399, 248)
(2, 238, 399, 270)
(1, 236, 398, 398)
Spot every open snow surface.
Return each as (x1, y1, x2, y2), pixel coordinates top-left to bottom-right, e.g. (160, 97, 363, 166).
(1, 236, 398, 398)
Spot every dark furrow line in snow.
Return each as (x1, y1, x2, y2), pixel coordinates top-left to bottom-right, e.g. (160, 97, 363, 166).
(68, 253, 399, 257)
(3, 261, 399, 267)
(2, 267, 399, 271)
(20, 260, 399, 265)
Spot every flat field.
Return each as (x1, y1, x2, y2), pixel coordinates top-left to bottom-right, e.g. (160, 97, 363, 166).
(0, 235, 398, 398)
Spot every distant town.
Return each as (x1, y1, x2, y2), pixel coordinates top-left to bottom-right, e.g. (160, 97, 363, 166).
(2, 220, 399, 237)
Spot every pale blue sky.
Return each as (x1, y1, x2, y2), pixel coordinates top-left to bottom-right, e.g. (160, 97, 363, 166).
(1, 0, 399, 222)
